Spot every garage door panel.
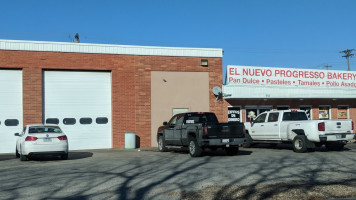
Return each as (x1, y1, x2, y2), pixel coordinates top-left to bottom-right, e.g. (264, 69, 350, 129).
(44, 71, 112, 150)
(0, 70, 23, 153)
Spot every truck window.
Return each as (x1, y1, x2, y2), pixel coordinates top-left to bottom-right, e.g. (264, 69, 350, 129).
(254, 113, 267, 123)
(176, 115, 184, 125)
(185, 113, 219, 124)
(282, 112, 308, 121)
(267, 113, 279, 122)
(168, 115, 179, 125)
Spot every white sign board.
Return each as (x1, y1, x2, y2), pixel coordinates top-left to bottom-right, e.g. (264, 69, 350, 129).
(227, 65, 356, 89)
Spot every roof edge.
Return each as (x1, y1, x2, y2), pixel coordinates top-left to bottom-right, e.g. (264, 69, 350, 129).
(0, 39, 223, 58)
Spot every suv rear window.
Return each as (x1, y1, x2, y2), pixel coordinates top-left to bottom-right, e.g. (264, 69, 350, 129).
(282, 112, 308, 121)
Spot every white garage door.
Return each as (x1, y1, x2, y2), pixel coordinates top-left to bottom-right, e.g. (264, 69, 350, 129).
(0, 70, 23, 153)
(44, 71, 112, 150)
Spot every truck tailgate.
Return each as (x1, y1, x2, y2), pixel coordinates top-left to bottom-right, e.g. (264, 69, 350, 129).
(324, 119, 352, 134)
(206, 123, 245, 138)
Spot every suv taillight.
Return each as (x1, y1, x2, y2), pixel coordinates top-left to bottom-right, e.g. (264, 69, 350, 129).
(318, 122, 325, 131)
(58, 135, 68, 140)
(202, 126, 208, 135)
(25, 136, 38, 141)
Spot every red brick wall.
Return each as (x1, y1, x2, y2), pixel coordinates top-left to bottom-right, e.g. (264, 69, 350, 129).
(0, 50, 223, 148)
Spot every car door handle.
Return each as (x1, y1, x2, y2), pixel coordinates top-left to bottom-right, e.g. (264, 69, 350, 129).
(274, 124, 278, 126)
(260, 125, 264, 127)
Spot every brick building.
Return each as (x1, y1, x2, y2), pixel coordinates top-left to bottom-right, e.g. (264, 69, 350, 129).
(0, 39, 224, 153)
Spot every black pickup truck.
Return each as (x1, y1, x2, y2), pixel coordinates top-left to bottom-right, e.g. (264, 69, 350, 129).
(157, 112, 246, 157)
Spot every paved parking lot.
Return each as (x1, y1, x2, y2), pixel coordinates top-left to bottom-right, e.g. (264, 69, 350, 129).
(1, 142, 356, 200)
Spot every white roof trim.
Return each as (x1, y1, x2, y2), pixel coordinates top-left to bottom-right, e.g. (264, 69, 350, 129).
(0, 39, 223, 58)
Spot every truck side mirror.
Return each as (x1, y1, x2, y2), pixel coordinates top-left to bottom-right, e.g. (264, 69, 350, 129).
(163, 122, 168, 126)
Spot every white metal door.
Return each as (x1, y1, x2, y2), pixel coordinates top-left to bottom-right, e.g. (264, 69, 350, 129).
(0, 70, 23, 153)
(44, 71, 112, 150)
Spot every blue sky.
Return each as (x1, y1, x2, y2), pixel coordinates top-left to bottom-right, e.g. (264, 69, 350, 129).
(1, 0, 355, 80)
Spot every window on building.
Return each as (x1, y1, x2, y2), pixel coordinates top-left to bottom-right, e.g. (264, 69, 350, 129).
(96, 117, 108, 124)
(172, 108, 189, 116)
(63, 118, 76, 125)
(80, 118, 93, 125)
(337, 105, 349, 119)
(228, 106, 241, 122)
(300, 106, 312, 119)
(319, 106, 330, 120)
(277, 105, 290, 110)
(46, 118, 59, 124)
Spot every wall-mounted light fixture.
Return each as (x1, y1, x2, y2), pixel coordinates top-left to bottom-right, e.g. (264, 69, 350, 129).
(201, 59, 208, 67)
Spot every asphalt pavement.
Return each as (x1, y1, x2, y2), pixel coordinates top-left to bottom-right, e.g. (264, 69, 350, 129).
(1, 141, 356, 200)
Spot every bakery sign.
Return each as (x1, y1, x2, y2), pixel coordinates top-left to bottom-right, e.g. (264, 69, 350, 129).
(227, 65, 356, 89)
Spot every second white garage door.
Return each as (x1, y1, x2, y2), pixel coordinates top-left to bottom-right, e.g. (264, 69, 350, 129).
(43, 71, 112, 150)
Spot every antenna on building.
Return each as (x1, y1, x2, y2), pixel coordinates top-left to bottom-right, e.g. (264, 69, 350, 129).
(74, 33, 80, 43)
(340, 49, 354, 71)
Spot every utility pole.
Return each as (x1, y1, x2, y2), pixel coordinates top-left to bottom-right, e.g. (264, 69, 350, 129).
(340, 49, 354, 71)
(325, 64, 332, 70)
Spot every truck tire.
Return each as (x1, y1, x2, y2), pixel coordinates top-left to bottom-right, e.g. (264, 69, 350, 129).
(188, 137, 202, 157)
(242, 134, 252, 148)
(292, 135, 308, 153)
(158, 135, 168, 152)
(226, 147, 239, 156)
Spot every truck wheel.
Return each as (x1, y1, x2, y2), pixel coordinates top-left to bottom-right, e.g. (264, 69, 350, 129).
(226, 147, 239, 156)
(188, 137, 202, 157)
(242, 134, 252, 148)
(292, 135, 307, 153)
(158, 136, 168, 152)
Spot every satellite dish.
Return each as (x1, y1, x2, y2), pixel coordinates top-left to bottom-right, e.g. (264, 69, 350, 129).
(212, 86, 222, 96)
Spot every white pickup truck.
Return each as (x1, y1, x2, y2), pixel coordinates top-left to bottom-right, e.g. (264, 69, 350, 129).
(244, 110, 354, 153)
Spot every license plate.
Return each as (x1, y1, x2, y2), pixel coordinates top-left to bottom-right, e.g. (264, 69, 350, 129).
(43, 138, 52, 142)
(336, 134, 345, 139)
(222, 139, 229, 143)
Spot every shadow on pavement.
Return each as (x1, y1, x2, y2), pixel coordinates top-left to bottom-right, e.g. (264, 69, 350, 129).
(24, 152, 94, 161)
(0, 154, 17, 161)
